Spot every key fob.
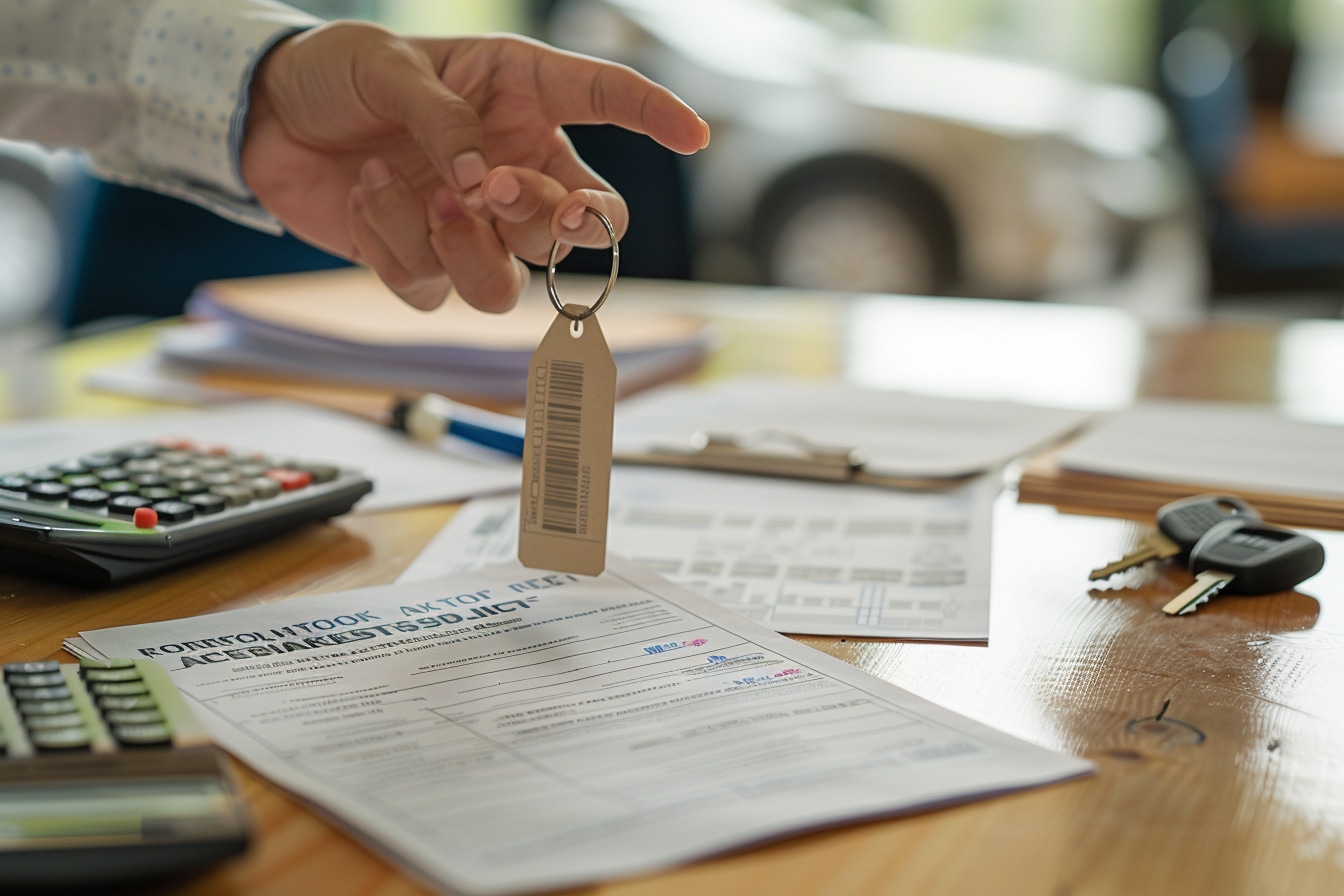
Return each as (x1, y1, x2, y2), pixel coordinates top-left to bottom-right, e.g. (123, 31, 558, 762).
(1189, 518, 1325, 595)
(1156, 494, 1259, 552)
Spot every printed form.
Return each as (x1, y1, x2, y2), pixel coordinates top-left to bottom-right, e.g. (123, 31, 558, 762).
(401, 466, 1000, 640)
(71, 560, 1089, 896)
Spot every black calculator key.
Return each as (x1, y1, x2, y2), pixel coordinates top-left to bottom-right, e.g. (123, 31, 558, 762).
(108, 495, 153, 515)
(186, 493, 227, 515)
(24, 712, 86, 730)
(5, 661, 60, 675)
(27, 481, 70, 502)
(69, 487, 111, 509)
(150, 500, 196, 523)
(91, 681, 150, 696)
(7, 671, 66, 688)
(139, 486, 179, 502)
(23, 467, 62, 482)
(0, 474, 28, 491)
(104, 709, 165, 726)
(97, 694, 158, 710)
(18, 699, 79, 715)
(30, 726, 92, 750)
(11, 686, 72, 701)
(111, 722, 173, 746)
(102, 480, 140, 496)
(83, 666, 142, 683)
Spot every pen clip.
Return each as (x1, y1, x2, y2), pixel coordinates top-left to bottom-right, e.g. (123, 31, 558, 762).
(632, 427, 865, 482)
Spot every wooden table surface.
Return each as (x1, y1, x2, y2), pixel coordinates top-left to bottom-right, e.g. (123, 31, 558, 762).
(4, 283, 1344, 895)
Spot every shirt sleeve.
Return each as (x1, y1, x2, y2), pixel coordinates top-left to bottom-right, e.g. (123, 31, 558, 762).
(0, 0, 322, 233)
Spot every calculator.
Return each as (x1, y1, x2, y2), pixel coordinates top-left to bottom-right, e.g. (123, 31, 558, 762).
(0, 659, 249, 888)
(0, 437, 373, 586)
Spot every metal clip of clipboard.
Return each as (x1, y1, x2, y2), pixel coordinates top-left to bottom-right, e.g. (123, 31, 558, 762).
(614, 427, 975, 490)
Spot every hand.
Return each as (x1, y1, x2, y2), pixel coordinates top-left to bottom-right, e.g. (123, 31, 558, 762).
(240, 21, 708, 312)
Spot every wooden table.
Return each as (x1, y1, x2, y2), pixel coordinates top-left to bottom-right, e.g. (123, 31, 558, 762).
(4, 284, 1344, 895)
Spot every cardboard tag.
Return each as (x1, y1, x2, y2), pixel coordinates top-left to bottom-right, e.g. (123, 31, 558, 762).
(518, 304, 617, 576)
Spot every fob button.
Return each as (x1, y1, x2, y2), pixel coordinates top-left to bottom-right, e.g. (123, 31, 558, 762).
(82, 667, 143, 683)
(10, 685, 72, 701)
(187, 493, 228, 515)
(91, 680, 150, 697)
(4, 661, 61, 675)
(108, 495, 152, 515)
(68, 487, 111, 509)
(151, 500, 196, 523)
(23, 712, 86, 730)
(6, 671, 66, 688)
(104, 708, 165, 726)
(18, 699, 80, 715)
(112, 722, 173, 746)
(27, 481, 69, 502)
(31, 726, 92, 750)
(97, 694, 158, 710)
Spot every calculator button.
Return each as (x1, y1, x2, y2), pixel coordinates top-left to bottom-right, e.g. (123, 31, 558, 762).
(210, 485, 253, 507)
(68, 487, 111, 509)
(97, 694, 158, 710)
(23, 467, 62, 482)
(82, 666, 143, 683)
(161, 464, 200, 480)
(133, 506, 159, 529)
(91, 681, 150, 696)
(10, 686, 72, 701)
(23, 712, 86, 730)
(233, 463, 267, 479)
(111, 723, 172, 746)
(186, 493, 228, 515)
(266, 469, 313, 491)
(62, 473, 102, 489)
(18, 699, 79, 715)
(150, 500, 195, 523)
(108, 495, 152, 515)
(4, 661, 61, 675)
(139, 486, 179, 502)
(247, 477, 282, 500)
(301, 463, 340, 484)
(81, 657, 137, 669)
(26, 481, 70, 502)
(103, 708, 165, 726)
(95, 467, 129, 481)
(123, 459, 163, 474)
(130, 473, 168, 488)
(198, 457, 233, 473)
(172, 479, 209, 496)
(6, 671, 66, 688)
(201, 471, 238, 487)
(122, 443, 159, 461)
(0, 474, 28, 491)
(157, 451, 195, 465)
(30, 726, 92, 750)
(79, 452, 119, 469)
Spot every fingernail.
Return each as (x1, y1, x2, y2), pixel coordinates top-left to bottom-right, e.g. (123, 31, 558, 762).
(452, 151, 488, 190)
(430, 187, 467, 226)
(463, 187, 485, 214)
(361, 159, 393, 190)
(486, 171, 521, 206)
(560, 204, 586, 231)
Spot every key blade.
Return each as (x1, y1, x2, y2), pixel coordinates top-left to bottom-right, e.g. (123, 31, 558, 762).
(1163, 570, 1235, 616)
(1089, 532, 1181, 581)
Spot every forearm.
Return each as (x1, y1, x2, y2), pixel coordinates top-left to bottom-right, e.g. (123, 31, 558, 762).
(0, 0, 318, 230)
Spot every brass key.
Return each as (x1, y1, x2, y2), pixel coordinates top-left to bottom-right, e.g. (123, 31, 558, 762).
(1089, 531, 1181, 580)
(1089, 494, 1259, 581)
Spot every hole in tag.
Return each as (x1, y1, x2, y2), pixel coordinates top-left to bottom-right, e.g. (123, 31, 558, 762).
(570, 319, 584, 338)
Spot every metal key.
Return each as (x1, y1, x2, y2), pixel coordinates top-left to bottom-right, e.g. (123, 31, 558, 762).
(1163, 517, 1326, 615)
(1089, 494, 1259, 581)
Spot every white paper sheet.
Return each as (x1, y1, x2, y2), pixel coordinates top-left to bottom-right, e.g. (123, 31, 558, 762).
(72, 559, 1090, 896)
(613, 377, 1094, 479)
(401, 467, 1000, 640)
(0, 400, 519, 512)
(1056, 399, 1344, 499)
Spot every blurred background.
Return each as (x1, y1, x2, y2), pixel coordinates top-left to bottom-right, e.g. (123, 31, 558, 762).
(4, 0, 1344, 347)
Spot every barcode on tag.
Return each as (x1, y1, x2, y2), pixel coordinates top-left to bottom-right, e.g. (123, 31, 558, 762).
(541, 360, 583, 533)
(519, 306, 616, 576)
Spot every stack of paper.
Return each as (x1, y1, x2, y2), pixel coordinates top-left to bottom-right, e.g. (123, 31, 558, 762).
(1018, 399, 1344, 529)
(155, 268, 715, 402)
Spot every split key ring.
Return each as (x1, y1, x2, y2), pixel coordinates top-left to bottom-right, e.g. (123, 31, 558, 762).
(546, 207, 619, 322)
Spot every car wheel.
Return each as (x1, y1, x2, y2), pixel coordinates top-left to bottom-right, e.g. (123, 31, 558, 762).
(756, 168, 956, 295)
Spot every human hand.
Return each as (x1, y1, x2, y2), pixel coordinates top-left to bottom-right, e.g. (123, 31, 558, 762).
(241, 21, 709, 312)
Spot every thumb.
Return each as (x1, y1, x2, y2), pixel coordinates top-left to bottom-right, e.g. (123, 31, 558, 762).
(353, 32, 489, 194)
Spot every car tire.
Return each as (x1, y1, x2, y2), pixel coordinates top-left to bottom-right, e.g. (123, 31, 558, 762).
(755, 164, 956, 295)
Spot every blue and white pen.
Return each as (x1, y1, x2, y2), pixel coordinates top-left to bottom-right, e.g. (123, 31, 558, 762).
(390, 393, 526, 457)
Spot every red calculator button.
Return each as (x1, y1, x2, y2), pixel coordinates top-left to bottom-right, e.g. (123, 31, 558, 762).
(132, 507, 159, 529)
(264, 469, 312, 491)
(155, 437, 195, 451)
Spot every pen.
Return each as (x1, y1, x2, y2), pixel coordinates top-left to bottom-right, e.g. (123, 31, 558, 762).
(389, 393, 526, 457)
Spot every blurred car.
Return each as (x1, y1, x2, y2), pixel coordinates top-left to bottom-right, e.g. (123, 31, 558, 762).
(547, 0, 1199, 298)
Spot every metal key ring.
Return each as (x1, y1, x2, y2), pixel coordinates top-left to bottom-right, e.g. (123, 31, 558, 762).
(547, 207, 619, 322)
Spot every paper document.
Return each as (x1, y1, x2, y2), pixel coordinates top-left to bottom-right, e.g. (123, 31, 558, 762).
(613, 377, 1093, 480)
(1056, 400, 1344, 499)
(0, 401, 519, 512)
(402, 467, 999, 640)
(70, 560, 1090, 895)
